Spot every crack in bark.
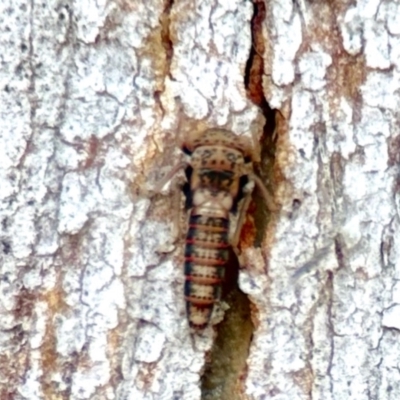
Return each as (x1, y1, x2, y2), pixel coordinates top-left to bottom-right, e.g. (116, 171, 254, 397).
(200, 1, 278, 399)
(160, 0, 174, 79)
(245, 0, 277, 246)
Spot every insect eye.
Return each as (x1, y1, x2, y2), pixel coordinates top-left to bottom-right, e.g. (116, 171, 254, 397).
(202, 150, 212, 158)
(227, 152, 237, 162)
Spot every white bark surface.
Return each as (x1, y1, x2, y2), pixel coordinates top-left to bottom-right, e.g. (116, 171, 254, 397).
(1, 0, 400, 399)
(242, 1, 400, 400)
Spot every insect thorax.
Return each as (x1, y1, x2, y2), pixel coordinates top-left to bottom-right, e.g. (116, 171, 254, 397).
(182, 129, 254, 217)
(190, 145, 245, 198)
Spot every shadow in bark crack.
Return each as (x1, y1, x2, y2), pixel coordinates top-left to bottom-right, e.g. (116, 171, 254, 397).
(200, 1, 278, 398)
(201, 249, 254, 400)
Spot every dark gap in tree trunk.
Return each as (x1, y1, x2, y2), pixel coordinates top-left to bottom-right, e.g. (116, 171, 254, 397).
(160, 0, 174, 77)
(200, 1, 277, 399)
(244, 0, 277, 245)
(201, 249, 253, 400)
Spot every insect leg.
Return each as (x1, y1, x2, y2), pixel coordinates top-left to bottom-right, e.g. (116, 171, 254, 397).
(231, 173, 277, 252)
(153, 162, 187, 246)
(153, 161, 187, 192)
(231, 181, 254, 251)
(248, 172, 278, 212)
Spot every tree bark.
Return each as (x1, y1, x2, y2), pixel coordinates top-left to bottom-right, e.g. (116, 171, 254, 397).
(1, 0, 399, 399)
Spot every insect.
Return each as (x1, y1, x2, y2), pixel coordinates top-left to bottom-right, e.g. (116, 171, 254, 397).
(156, 128, 274, 331)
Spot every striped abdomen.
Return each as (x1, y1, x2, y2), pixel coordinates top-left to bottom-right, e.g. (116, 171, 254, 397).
(184, 214, 230, 330)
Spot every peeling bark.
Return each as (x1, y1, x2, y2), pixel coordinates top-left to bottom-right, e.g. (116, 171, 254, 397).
(1, 0, 400, 399)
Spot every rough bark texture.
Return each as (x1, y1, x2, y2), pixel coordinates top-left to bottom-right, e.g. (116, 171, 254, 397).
(1, 0, 400, 399)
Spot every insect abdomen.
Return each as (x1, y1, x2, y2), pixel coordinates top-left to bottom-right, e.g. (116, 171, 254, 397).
(184, 214, 230, 330)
